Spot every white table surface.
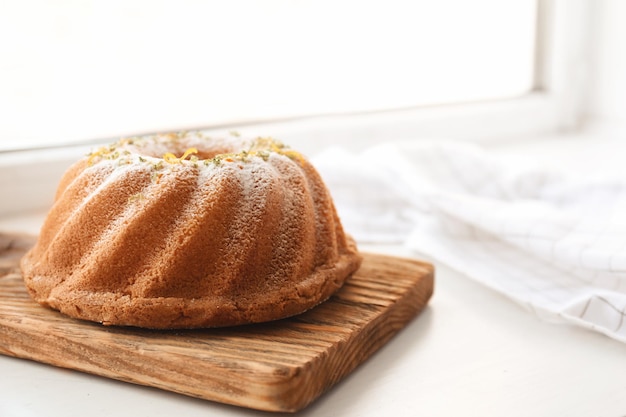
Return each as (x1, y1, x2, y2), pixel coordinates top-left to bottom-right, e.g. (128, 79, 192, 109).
(3, 131, 626, 417)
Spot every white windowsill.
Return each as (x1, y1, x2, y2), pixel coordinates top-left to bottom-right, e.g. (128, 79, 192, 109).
(3, 118, 624, 229)
(0, 89, 585, 217)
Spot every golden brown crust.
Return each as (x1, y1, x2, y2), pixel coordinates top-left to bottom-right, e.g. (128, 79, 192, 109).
(20, 133, 361, 328)
(21, 238, 360, 329)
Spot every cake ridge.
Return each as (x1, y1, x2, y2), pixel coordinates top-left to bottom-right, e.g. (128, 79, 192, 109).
(136, 170, 241, 298)
(37, 165, 151, 284)
(64, 167, 198, 295)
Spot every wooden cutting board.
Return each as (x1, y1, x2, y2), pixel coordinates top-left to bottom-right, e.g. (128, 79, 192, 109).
(0, 234, 433, 412)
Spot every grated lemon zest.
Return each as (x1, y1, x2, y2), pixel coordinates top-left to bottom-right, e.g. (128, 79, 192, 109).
(163, 148, 199, 164)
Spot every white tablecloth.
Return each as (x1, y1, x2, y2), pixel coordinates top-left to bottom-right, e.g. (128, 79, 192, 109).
(313, 141, 626, 342)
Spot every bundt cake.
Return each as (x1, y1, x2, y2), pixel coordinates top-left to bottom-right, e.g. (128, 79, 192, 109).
(20, 132, 361, 328)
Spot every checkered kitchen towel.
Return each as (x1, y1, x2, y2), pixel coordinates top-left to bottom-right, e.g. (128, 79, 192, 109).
(313, 141, 626, 342)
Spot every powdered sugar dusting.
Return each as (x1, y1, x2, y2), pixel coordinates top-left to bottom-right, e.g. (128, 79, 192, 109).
(22, 129, 361, 328)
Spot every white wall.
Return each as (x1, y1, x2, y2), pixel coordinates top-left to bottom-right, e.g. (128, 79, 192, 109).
(586, 0, 626, 125)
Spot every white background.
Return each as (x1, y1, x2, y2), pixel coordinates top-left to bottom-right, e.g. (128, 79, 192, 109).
(0, 0, 536, 149)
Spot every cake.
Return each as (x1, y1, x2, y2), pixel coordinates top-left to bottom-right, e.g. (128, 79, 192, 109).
(20, 132, 361, 329)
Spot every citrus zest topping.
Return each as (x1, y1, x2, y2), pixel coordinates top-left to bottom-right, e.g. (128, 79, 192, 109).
(86, 134, 305, 169)
(207, 137, 303, 165)
(163, 148, 199, 164)
(87, 146, 109, 165)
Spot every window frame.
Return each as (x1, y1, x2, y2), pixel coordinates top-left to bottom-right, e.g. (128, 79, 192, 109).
(236, 0, 590, 152)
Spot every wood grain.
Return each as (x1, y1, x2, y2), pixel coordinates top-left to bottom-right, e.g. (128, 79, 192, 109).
(0, 233, 433, 412)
